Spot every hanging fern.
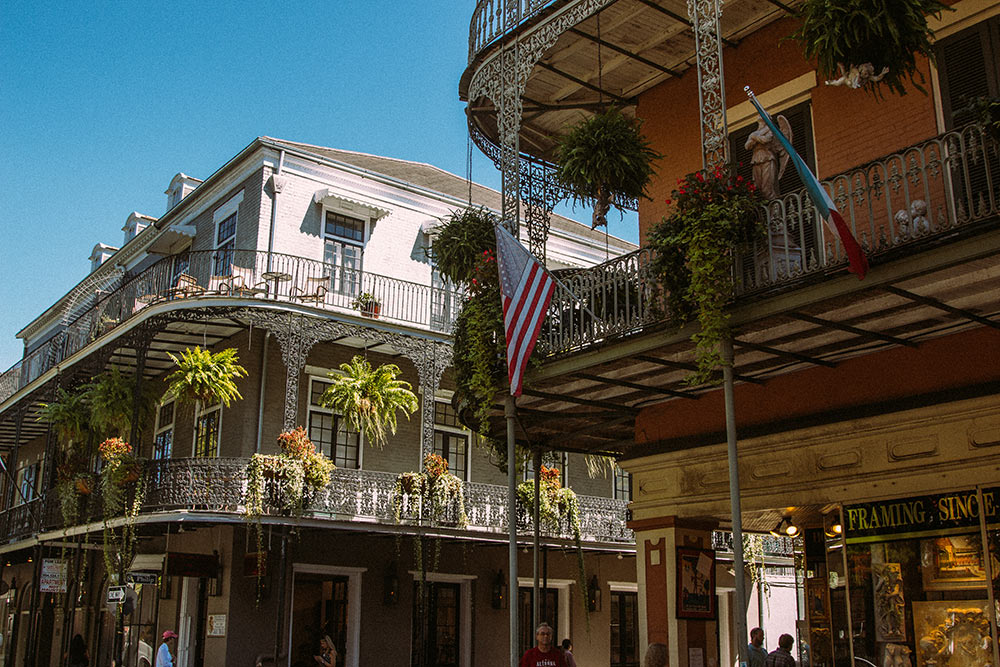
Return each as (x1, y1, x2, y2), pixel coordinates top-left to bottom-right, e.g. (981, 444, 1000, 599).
(88, 367, 158, 439)
(320, 356, 418, 448)
(790, 0, 951, 96)
(37, 386, 91, 447)
(555, 107, 661, 227)
(165, 347, 247, 407)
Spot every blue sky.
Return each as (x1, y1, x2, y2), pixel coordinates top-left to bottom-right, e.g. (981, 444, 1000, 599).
(0, 1, 638, 370)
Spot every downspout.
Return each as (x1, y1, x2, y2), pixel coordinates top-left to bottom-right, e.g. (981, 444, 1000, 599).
(266, 150, 286, 274)
(255, 332, 270, 454)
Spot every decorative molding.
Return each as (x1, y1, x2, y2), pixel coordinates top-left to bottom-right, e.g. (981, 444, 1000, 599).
(888, 436, 939, 461)
(817, 449, 862, 471)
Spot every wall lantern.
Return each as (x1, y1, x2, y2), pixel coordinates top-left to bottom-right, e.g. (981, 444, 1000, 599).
(491, 569, 507, 610)
(384, 561, 399, 606)
(587, 575, 601, 612)
(770, 516, 799, 537)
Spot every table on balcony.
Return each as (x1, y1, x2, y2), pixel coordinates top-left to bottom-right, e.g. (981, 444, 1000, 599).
(261, 271, 292, 298)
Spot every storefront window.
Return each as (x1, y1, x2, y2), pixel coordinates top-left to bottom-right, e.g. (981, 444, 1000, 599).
(843, 488, 1000, 667)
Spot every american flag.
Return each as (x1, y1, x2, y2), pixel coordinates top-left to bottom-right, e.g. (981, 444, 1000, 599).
(495, 224, 556, 397)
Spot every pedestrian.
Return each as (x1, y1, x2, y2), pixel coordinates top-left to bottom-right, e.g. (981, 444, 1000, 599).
(765, 633, 796, 667)
(748, 627, 767, 667)
(156, 630, 178, 667)
(519, 623, 566, 667)
(561, 639, 578, 667)
(644, 643, 668, 667)
(314, 635, 338, 666)
(67, 633, 90, 667)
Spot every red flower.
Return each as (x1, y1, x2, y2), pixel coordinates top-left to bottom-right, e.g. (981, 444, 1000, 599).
(665, 198, 672, 205)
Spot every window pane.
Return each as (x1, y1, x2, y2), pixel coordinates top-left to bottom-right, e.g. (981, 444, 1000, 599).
(615, 469, 632, 502)
(434, 401, 460, 428)
(325, 212, 365, 242)
(217, 212, 237, 244)
(310, 380, 331, 406)
(611, 591, 639, 667)
(195, 410, 219, 458)
(213, 240, 235, 277)
(434, 431, 468, 481)
(158, 402, 174, 427)
(334, 421, 360, 469)
(309, 411, 335, 459)
(154, 429, 173, 460)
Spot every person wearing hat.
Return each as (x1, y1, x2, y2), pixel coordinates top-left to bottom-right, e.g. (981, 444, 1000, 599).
(156, 630, 178, 667)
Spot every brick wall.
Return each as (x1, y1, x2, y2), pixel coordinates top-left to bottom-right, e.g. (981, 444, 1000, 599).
(636, 17, 939, 242)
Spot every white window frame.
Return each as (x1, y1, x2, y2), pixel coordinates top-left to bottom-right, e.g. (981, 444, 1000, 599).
(290, 564, 366, 667)
(306, 374, 364, 469)
(192, 402, 222, 458)
(409, 570, 477, 667)
(15, 461, 40, 505)
(212, 191, 243, 277)
(432, 395, 470, 481)
(153, 399, 175, 461)
(322, 206, 370, 296)
(517, 576, 574, 641)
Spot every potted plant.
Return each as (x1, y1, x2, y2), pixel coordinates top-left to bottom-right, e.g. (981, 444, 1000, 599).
(319, 356, 418, 448)
(647, 165, 765, 385)
(392, 453, 468, 574)
(790, 0, 950, 95)
(351, 292, 381, 318)
(554, 107, 661, 228)
(56, 452, 92, 527)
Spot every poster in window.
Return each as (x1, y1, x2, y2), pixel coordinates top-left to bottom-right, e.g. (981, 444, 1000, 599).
(807, 577, 829, 624)
(676, 547, 716, 619)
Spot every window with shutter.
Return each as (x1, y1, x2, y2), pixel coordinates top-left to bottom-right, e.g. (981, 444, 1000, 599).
(936, 18, 999, 130)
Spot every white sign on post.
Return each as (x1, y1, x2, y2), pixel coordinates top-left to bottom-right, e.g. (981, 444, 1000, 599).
(39, 559, 68, 593)
(106, 586, 126, 603)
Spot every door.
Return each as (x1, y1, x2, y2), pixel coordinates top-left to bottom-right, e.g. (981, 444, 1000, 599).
(412, 582, 461, 667)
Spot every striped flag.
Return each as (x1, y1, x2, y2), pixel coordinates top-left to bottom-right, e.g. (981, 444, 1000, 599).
(746, 88, 869, 279)
(495, 224, 556, 397)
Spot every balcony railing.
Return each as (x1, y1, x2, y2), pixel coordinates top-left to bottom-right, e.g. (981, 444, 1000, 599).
(6, 458, 633, 546)
(542, 123, 999, 356)
(469, 0, 555, 63)
(0, 249, 463, 406)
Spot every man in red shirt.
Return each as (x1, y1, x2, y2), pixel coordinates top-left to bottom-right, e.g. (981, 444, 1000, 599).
(520, 623, 566, 667)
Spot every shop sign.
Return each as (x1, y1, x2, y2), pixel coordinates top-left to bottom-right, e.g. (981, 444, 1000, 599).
(844, 486, 1000, 541)
(39, 559, 68, 593)
(207, 614, 227, 637)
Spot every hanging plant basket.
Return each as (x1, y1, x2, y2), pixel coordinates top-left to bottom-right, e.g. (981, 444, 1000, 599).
(165, 346, 248, 407)
(554, 107, 661, 228)
(790, 0, 951, 95)
(319, 356, 418, 449)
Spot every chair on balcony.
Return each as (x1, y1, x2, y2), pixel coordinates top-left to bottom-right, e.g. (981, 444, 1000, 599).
(167, 274, 204, 299)
(229, 265, 266, 296)
(291, 276, 330, 305)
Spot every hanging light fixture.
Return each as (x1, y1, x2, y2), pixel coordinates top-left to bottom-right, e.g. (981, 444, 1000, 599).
(825, 521, 843, 538)
(587, 575, 602, 612)
(383, 561, 399, 606)
(770, 516, 798, 537)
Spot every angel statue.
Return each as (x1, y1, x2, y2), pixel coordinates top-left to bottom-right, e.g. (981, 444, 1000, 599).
(745, 115, 792, 200)
(826, 63, 890, 89)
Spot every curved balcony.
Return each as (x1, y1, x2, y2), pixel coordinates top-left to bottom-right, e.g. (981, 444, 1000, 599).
(8, 458, 632, 547)
(0, 249, 463, 406)
(541, 123, 1000, 356)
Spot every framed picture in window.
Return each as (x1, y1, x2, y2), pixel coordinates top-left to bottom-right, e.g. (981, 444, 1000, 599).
(676, 547, 716, 619)
(921, 535, 992, 591)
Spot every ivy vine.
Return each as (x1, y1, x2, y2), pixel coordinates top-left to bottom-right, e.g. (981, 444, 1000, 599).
(647, 165, 765, 385)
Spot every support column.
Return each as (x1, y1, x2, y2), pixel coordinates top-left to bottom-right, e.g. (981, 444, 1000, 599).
(632, 517, 720, 667)
(129, 336, 151, 448)
(271, 317, 321, 431)
(687, 0, 729, 170)
(411, 343, 451, 458)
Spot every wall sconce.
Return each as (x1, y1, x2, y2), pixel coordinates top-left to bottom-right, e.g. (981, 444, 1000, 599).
(770, 516, 799, 537)
(491, 570, 507, 610)
(825, 521, 843, 538)
(383, 562, 399, 606)
(587, 575, 601, 612)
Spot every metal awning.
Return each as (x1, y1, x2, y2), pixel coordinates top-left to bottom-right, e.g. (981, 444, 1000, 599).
(147, 223, 197, 255)
(313, 189, 390, 220)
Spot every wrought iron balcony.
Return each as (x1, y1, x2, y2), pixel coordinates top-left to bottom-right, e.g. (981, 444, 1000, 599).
(468, 0, 555, 64)
(6, 458, 633, 546)
(0, 249, 463, 406)
(542, 124, 999, 356)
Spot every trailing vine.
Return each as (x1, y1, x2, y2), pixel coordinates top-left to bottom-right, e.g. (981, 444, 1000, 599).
(516, 466, 587, 615)
(243, 428, 334, 597)
(97, 438, 145, 578)
(743, 533, 771, 607)
(647, 165, 765, 385)
(392, 453, 468, 573)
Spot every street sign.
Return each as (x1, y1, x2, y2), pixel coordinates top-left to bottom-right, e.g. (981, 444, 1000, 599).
(127, 572, 158, 585)
(106, 586, 126, 603)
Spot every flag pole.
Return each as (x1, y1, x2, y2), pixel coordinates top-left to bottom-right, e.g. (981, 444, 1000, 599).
(505, 393, 520, 667)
